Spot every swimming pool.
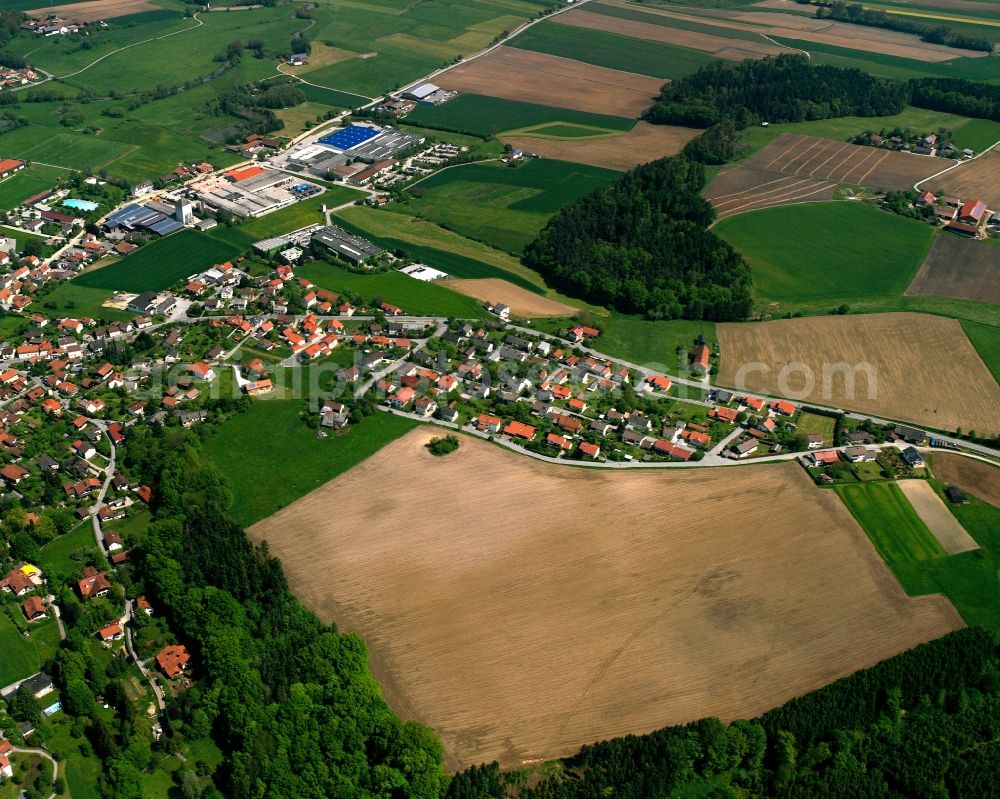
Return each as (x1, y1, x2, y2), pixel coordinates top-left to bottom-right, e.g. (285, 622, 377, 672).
(63, 198, 99, 211)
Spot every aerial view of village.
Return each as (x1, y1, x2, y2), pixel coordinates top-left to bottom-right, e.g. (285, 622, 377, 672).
(0, 0, 997, 796)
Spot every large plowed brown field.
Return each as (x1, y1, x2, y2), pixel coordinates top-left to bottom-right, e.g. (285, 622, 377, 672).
(932, 453, 1000, 509)
(717, 312, 1000, 436)
(27, 0, 158, 21)
(906, 233, 1000, 304)
(502, 121, 701, 171)
(445, 278, 578, 317)
(705, 168, 836, 220)
(925, 149, 1000, 210)
(744, 134, 955, 190)
(435, 47, 662, 118)
(248, 429, 962, 770)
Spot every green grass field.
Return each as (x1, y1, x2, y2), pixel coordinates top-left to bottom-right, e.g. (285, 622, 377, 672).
(40, 523, 105, 579)
(203, 400, 418, 526)
(797, 412, 837, 442)
(74, 229, 242, 292)
(403, 158, 619, 253)
(296, 261, 489, 318)
(837, 481, 947, 562)
(714, 203, 935, 305)
(0, 165, 66, 211)
(37, 280, 133, 322)
(0, 128, 134, 173)
(406, 93, 635, 137)
(0, 611, 60, 686)
(509, 19, 717, 80)
(961, 320, 1000, 383)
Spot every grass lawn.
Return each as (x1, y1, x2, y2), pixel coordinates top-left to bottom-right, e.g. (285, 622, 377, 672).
(797, 412, 836, 442)
(40, 522, 105, 579)
(404, 158, 618, 254)
(45, 721, 102, 799)
(961, 320, 1000, 384)
(0, 165, 66, 210)
(0, 126, 134, 173)
(714, 202, 935, 306)
(837, 482, 947, 563)
(74, 228, 242, 292)
(36, 281, 133, 322)
(406, 93, 635, 137)
(509, 19, 716, 79)
(297, 261, 489, 318)
(0, 611, 49, 686)
(203, 400, 418, 526)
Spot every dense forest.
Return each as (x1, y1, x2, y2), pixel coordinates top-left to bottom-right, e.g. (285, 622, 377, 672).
(645, 56, 1000, 130)
(817, 2, 993, 52)
(522, 156, 752, 320)
(124, 425, 447, 799)
(447, 627, 1000, 798)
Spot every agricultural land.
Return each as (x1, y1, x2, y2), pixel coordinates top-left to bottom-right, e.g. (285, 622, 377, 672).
(932, 453, 1000, 508)
(248, 428, 961, 769)
(906, 233, 1000, 304)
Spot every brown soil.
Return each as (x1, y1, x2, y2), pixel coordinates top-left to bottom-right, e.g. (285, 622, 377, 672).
(896, 480, 979, 554)
(716, 312, 1000, 436)
(744, 133, 955, 191)
(248, 428, 962, 770)
(905, 233, 1000, 304)
(445, 278, 578, 317)
(502, 121, 701, 171)
(435, 47, 663, 118)
(705, 167, 836, 219)
(932, 453, 1000, 508)
(553, 9, 788, 59)
(27, 0, 158, 21)
(925, 150, 1000, 209)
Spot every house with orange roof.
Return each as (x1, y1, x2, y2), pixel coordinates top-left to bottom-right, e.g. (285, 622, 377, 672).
(22, 596, 46, 622)
(546, 432, 572, 451)
(646, 375, 672, 392)
(771, 400, 796, 416)
(156, 644, 191, 678)
(98, 622, 124, 644)
(504, 421, 536, 440)
(476, 414, 502, 433)
(189, 362, 215, 381)
(743, 396, 766, 412)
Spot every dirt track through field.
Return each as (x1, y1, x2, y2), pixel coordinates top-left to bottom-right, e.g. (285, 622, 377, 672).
(717, 312, 1000, 436)
(906, 233, 1000, 304)
(435, 47, 662, 118)
(745, 134, 955, 190)
(554, 8, 789, 59)
(27, 0, 159, 21)
(705, 168, 836, 219)
(445, 278, 577, 317)
(502, 121, 701, 170)
(925, 150, 1000, 210)
(248, 429, 961, 770)
(932, 453, 1000, 509)
(896, 480, 979, 554)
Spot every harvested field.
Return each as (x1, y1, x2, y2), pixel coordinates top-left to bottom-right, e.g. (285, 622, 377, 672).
(924, 149, 1000, 210)
(897, 480, 979, 554)
(743, 133, 956, 190)
(705, 167, 836, 219)
(445, 278, 577, 317)
(26, 0, 158, 21)
(554, 8, 789, 59)
(932, 453, 1000, 509)
(502, 121, 700, 170)
(435, 47, 662, 118)
(906, 234, 1000, 304)
(716, 312, 1000, 436)
(248, 429, 962, 770)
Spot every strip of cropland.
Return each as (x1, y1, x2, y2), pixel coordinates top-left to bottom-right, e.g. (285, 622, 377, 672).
(837, 482, 948, 563)
(74, 228, 241, 292)
(931, 453, 1000, 509)
(433, 47, 665, 118)
(897, 479, 979, 555)
(444, 278, 578, 317)
(716, 312, 1000, 436)
(247, 428, 961, 770)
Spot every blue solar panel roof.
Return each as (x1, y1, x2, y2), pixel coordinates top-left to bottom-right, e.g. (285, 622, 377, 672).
(149, 218, 182, 236)
(318, 125, 381, 151)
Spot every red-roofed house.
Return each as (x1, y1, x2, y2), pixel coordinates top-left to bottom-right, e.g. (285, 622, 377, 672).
(578, 441, 601, 459)
(22, 596, 46, 622)
(156, 644, 191, 678)
(98, 622, 124, 644)
(504, 421, 536, 440)
(958, 199, 987, 225)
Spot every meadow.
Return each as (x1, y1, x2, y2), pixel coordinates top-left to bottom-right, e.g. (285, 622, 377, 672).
(40, 523, 105, 579)
(74, 229, 242, 292)
(509, 19, 718, 80)
(403, 158, 619, 253)
(837, 482, 947, 563)
(0, 127, 134, 173)
(714, 203, 935, 304)
(202, 399, 418, 527)
(960, 320, 1000, 383)
(37, 281, 133, 322)
(405, 93, 635, 137)
(0, 165, 67, 210)
(0, 611, 61, 686)
(295, 261, 489, 318)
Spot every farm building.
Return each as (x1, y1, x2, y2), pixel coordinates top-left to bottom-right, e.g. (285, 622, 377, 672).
(402, 82, 456, 105)
(0, 159, 25, 179)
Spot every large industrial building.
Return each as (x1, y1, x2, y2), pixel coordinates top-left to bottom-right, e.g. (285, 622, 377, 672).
(311, 225, 384, 264)
(189, 166, 323, 218)
(275, 124, 424, 181)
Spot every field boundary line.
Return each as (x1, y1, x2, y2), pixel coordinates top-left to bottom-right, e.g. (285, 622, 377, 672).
(57, 12, 205, 79)
(275, 62, 375, 103)
(807, 142, 851, 177)
(709, 193, 840, 225)
(855, 150, 891, 186)
(404, 158, 501, 190)
(761, 33, 810, 58)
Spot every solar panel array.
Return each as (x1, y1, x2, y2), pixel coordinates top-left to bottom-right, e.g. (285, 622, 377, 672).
(318, 125, 382, 152)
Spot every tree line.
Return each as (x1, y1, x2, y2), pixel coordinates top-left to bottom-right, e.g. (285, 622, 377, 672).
(447, 627, 1000, 798)
(817, 2, 993, 52)
(522, 156, 753, 321)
